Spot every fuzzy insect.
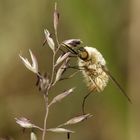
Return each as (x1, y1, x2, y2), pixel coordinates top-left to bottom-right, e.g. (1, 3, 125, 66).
(62, 41, 131, 114)
(78, 47, 109, 92)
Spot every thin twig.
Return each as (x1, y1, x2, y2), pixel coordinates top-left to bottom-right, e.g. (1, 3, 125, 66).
(50, 53, 56, 86)
(42, 42, 58, 140)
(42, 94, 49, 140)
(55, 30, 60, 47)
(34, 125, 44, 131)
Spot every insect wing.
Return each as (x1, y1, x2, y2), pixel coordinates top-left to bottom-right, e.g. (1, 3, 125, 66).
(102, 66, 132, 103)
(88, 76, 102, 92)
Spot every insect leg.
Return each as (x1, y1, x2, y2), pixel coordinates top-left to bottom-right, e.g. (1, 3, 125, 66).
(82, 90, 93, 114)
(60, 70, 80, 81)
(82, 74, 103, 114)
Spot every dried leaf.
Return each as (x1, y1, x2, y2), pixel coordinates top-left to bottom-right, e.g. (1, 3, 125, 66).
(62, 39, 82, 47)
(30, 132, 37, 140)
(19, 50, 38, 74)
(59, 114, 92, 127)
(15, 117, 34, 128)
(53, 2, 59, 31)
(49, 88, 75, 106)
(55, 52, 71, 67)
(47, 128, 74, 133)
(44, 29, 55, 52)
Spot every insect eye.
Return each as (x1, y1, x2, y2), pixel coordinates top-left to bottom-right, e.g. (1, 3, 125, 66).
(78, 50, 89, 60)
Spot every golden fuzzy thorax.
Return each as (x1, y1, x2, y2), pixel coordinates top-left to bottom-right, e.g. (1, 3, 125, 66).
(78, 47, 109, 92)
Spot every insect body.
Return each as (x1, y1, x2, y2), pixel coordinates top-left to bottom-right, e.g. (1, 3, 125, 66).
(78, 47, 109, 92)
(62, 40, 131, 114)
(76, 46, 131, 114)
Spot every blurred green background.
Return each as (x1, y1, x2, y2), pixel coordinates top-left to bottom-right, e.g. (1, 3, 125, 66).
(0, 0, 139, 140)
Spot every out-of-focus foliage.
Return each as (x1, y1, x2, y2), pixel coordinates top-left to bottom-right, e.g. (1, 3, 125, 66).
(0, 0, 133, 140)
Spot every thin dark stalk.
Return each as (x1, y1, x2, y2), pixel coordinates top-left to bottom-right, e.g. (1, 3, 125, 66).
(82, 91, 92, 115)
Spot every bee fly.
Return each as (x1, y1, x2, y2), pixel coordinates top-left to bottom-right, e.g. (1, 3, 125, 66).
(62, 39, 131, 114)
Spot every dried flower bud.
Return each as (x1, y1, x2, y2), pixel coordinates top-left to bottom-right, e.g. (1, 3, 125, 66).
(15, 117, 34, 128)
(54, 58, 70, 84)
(55, 52, 71, 67)
(53, 2, 59, 31)
(62, 39, 82, 47)
(30, 132, 37, 140)
(19, 50, 38, 74)
(44, 29, 55, 52)
(54, 68, 64, 84)
(58, 114, 92, 127)
(49, 88, 75, 106)
(47, 128, 74, 133)
(37, 73, 49, 92)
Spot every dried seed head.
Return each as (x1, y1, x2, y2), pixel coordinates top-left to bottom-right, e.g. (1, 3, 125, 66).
(49, 88, 75, 106)
(53, 2, 59, 31)
(63, 114, 92, 125)
(47, 128, 74, 133)
(44, 29, 55, 52)
(30, 132, 37, 140)
(55, 52, 71, 67)
(62, 39, 82, 48)
(58, 114, 92, 127)
(54, 58, 70, 84)
(15, 117, 34, 128)
(19, 50, 38, 74)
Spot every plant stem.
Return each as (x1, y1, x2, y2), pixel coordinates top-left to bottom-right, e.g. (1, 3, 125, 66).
(42, 50, 56, 140)
(55, 30, 60, 47)
(50, 53, 56, 86)
(42, 22, 61, 140)
(42, 94, 49, 140)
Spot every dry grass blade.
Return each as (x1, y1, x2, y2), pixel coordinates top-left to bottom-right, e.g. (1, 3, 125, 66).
(44, 29, 55, 52)
(30, 132, 37, 140)
(58, 114, 92, 127)
(62, 39, 82, 47)
(54, 66, 64, 83)
(47, 128, 74, 133)
(29, 49, 38, 73)
(53, 2, 59, 31)
(55, 52, 71, 67)
(54, 58, 70, 84)
(19, 50, 38, 74)
(15, 117, 34, 128)
(49, 88, 75, 107)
